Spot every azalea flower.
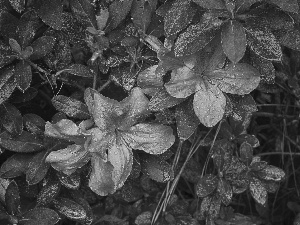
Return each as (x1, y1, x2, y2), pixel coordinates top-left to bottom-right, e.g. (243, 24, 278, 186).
(45, 87, 175, 196)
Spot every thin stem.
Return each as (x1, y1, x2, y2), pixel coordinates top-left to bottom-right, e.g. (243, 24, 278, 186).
(98, 80, 111, 92)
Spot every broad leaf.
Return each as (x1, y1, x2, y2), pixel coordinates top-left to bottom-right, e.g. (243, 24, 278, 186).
(174, 13, 223, 57)
(257, 165, 285, 182)
(52, 95, 90, 120)
(212, 139, 233, 171)
(57, 172, 81, 190)
(0, 103, 23, 135)
(199, 196, 212, 219)
(70, 191, 93, 225)
(140, 154, 174, 183)
(193, 80, 226, 127)
(9, 38, 21, 53)
(37, 175, 61, 206)
(8, 0, 25, 13)
(33, 0, 63, 30)
(240, 142, 253, 166)
(244, 19, 282, 61)
(131, 0, 153, 32)
(196, 174, 218, 198)
(269, 0, 299, 13)
(30, 36, 56, 60)
(164, 0, 196, 37)
(5, 180, 20, 216)
(23, 114, 45, 135)
(217, 178, 232, 206)
(0, 131, 44, 153)
(20, 207, 60, 225)
(280, 28, 300, 51)
(14, 60, 32, 92)
(208, 63, 261, 95)
(0, 178, 10, 204)
(149, 88, 185, 111)
(249, 177, 267, 206)
(96, 8, 109, 31)
(221, 20, 246, 64)
(208, 195, 222, 220)
(192, 0, 226, 9)
(235, 0, 262, 13)
(70, 0, 97, 28)
(62, 64, 96, 78)
(0, 10, 18, 39)
(0, 42, 16, 68)
(0, 73, 16, 105)
(0, 153, 31, 178)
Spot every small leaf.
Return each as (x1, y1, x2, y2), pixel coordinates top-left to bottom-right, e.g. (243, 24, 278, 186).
(192, 0, 226, 9)
(174, 13, 223, 57)
(131, 0, 153, 32)
(96, 8, 109, 31)
(57, 172, 81, 190)
(0, 153, 31, 178)
(30, 36, 56, 60)
(5, 180, 20, 216)
(280, 28, 300, 51)
(135, 211, 152, 225)
(249, 177, 267, 206)
(140, 154, 174, 183)
(217, 178, 232, 206)
(62, 64, 96, 78)
(199, 196, 212, 219)
(37, 175, 61, 206)
(14, 60, 32, 92)
(10, 87, 38, 103)
(8, 0, 25, 13)
(221, 20, 246, 64)
(23, 114, 45, 135)
(52, 95, 90, 120)
(149, 88, 185, 111)
(52, 197, 87, 222)
(70, 0, 97, 28)
(0, 72, 17, 105)
(257, 165, 285, 182)
(0, 178, 10, 204)
(9, 38, 21, 53)
(196, 174, 218, 198)
(19, 207, 60, 225)
(164, 0, 196, 37)
(269, 0, 299, 13)
(244, 19, 282, 61)
(106, 0, 134, 31)
(239, 142, 253, 166)
(34, 0, 63, 30)
(0, 42, 17, 69)
(0, 131, 44, 153)
(0, 103, 23, 135)
(208, 195, 222, 220)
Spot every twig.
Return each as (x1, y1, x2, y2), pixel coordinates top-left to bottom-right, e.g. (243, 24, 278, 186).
(98, 80, 111, 92)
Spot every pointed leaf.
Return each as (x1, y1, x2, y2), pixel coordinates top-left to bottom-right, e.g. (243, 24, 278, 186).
(9, 38, 21, 53)
(140, 154, 174, 183)
(70, 0, 97, 28)
(70, 190, 93, 225)
(208, 195, 222, 220)
(240, 142, 253, 166)
(164, 0, 196, 37)
(30, 36, 56, 60)
(14, 60, 32, 92)
(0, 42, 17, 68)
(37, 175, 61, 206)
(0, 73, 16, 105)
(23, 113, 45, 135)
(5, 180, 20, 216)
(192, 0, 226, 9)
(0, 103, 23, 135)
(221, 20, 246, 64)
(0, 10, 19, 39)
(63, 64, 96, 78)
(244, 19, 282, 61)
(217, 178, 232, 206)
(0, 131, 44, 153)
(19, 207, 60, 225)
(149, 88, 185, 111)
(193, 81, 226, 127)
(174, 14, 223, 57)
(34, 0, 63, 30)
(131, 0, 153, 32)
(280, 28, 300, 51)
(249, 177, 267, 206)
(269, 0, 299, 13)
(96, 8, 109, 31)
(235, 0, 262, 13)
(196, 174, 218, 198)
(257, 165, 285, 182)
(208, 63, 261, 95)
(57, 172, 81, 190)
(8, 0, 25, 13)
(52, 95, 90, 120)
(0, 178, 10, 204)
(0, 153, 31, 178)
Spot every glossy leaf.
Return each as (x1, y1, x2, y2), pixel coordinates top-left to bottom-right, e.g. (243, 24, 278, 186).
(52, 95, 90, 120)
(192, 0, 226, 9)
(62, 64, 96, 78)
(257, 165, 285, 182)
(0, 153, 31, 178)
(280, 28, 300, 51)
(70, 0, 96, 28)
(0, 73, 16, 105)
(5, 180, 20, 216)
(19, 207, 60, 225)
(174, 14, 223, 57)
(149, 88, 185, 111)
(0, 10, 19, 39)
(70, 191, 93, 225)
(53, 197, 87, 222)
(37, 175, 61, 206)
(30, 36, 56, 60)
(57, 172, 81, 190)
(221, 20, 246, 64)
(23, 114, 45, 135)
(199, 196, 212, 219)
(14, 60, 32, 92)
(217, 178, 232, 206)
(235, 0, 261, 13)
(96, 8, 109, 31)
(196, 174, 218, 198)
(212, 139, 233, 172)
(208, 195, 222, 220)
(0, 103, 23, 135)
(140, 154, 174, 183)
(9, 38, 21, 53)
(269, 0, 299, 13)
(8, 0, 25, 13)
(244, 19, 282, 61)
(0, 131, 44, 153)
(249, 177, 267, 206)
(239, 142, 253, 166)
(131, 0, 153, 32)
(164, 0, 196, 37)
(0, 42, 16, 69)
(34, 0, 63, 30)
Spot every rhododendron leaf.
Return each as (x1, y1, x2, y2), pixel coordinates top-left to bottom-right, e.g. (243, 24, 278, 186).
(89, 154, 115, 196)
(249, 177, 267, 206)
(208, 63, 260, 95)
(193, 81, 226, 127)
(46, 144, 90, 175)
(121, 123, 175, 154)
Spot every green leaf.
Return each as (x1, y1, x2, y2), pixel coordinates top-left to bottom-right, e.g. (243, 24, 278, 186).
(53, 197, 87, 222)
(57, 172, 81, 190)
(8, 0, 25, 13)
(9, 38, 21, 53)
(0, 42, 16, 69)
(19, 207, 60, 225)
(280, 28, 300, 51)
(14, 60, 32, 92)
(0, 153, 31, 178)
(30, 36, 56, 60)
(0, 103, 23, 135)
(192, 0, 226, 9)
(235, 0, 261, 13)
(257, 165, 285, 182)
(140, 154, 174, 183)
(0, 10, 19, 39)
(217, 178, 232, 206)
(164, 0, 196, 37)
(5, 180, 20, 216)
(0, 72, 16, 105)
(221, 20, 246, 64)
(239, 142, 253, 166)
(196, 174, 218, 198)
(175, 100, 200, 140)
(131, 0, 153, 32)
(23, 114, 45, 135)
(249, 177, 267, 206)
(244, 19, 282, 61)
(0, 177, 10, 204)
(37, 175, 61, 206)
(70, 190, 93, 225)
(193, 80, 226, 127)
(62, 64, 96, 78)
(34, 0, 63, 30)
(52, 95, 90, 120)
(269, 0, 299, 13)
(96, 8, 109, 31)
(0, 131, 44, 153)
(149, 88, 185, 111)
(208, 63, 261, 95)
(174, 13, 223, 57)
(106, 0, 134, 31)
(70, 0, 97, 28)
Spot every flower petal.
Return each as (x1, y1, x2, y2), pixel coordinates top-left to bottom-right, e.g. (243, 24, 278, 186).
(46, 144, 90, 175)
(118, 87, 149, 130)
(121, 123, 175, 154)
(89, 154, 115, 196)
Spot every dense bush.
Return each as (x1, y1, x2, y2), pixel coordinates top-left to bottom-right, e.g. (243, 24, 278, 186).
(0, 0, 300, 224)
